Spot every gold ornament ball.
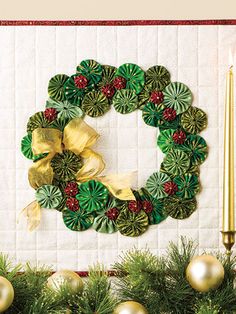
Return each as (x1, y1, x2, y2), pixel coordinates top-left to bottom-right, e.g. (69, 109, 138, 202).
(47, 270, 83, 294)
(0, 276, 14, 313)
(113, 301, 148, 314)
(186, 255, 225, 292)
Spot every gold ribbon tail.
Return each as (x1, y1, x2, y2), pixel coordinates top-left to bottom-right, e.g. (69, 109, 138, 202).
(18, 200, 42, 232)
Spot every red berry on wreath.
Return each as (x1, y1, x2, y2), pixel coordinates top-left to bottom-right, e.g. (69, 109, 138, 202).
(142, 200, 153, 214)
(150, 91, 164, 104)
(64, 182, 78, 197)
(105, 207, 120, 221)
(44, 108, 58, 122)
(128, 200, 142, 213)
(163, 181, 178, 195)
(101, 84, 116, 98)
(163, 108, 177, 121)
(66, 197, 79, 211)
(172, 130, 186, 144)
(113, 76, 126, 90)
(74, 75, 88, 89)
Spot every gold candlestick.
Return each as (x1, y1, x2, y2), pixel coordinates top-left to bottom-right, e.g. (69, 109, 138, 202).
(221, 65, 236, 255)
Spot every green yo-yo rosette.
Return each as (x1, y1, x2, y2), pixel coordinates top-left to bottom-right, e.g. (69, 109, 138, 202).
(35, 184, 63, 209)
(115, 63, 145, 94)
(116, 208, 149, 237)
(138, 85, 153, 109)
(146, 171, 170, 199)
(21, 133, 47, 161)
(48, 74, 69, 101)
(51, 150, 83, 182)
(157, 129, 176, 153)
(163, 196, 197, 219)
(81, 90, 110, 117)
(46, 99, 84, 121)
(92, 213, 118, 234)
(76, 59, 102, 85)
(181, 106, 208, 134)
(142, 102, 164, 127)
(76, 180, 109, 212)
(64, 74, 86, 106)
(27, 111, 52, 134)
(112, 89, 138, 114)
(97, 65, 117, 88)
(162, 150, 190, 176)
(174, 174, 200, 199)
(63, 209, 94, 231)
(163, 82, 192, 114)
(159, 115, 181, 131)
(145, 65, 171, 90)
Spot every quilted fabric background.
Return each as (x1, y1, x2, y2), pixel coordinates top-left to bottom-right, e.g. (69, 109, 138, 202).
(0, 25, 235, 270)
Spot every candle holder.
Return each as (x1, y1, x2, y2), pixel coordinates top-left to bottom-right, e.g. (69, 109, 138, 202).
(221, 231, 236, 256)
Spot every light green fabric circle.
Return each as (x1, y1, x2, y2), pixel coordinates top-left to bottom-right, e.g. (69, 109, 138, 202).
(35, 185, 62, 209)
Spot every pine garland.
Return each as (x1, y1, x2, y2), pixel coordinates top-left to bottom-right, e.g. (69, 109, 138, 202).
(0, 238, 235, 314)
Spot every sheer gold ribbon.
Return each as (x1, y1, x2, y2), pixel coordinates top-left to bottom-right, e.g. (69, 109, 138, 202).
(22, 117, 135, 231)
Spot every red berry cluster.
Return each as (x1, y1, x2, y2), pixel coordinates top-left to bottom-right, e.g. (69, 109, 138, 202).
(150, 91, 164, 105)
(105, 207, 120, 221)
(128, 200, 153, 214)
(113, 76, 127, 90)
(163, 108, 176, 121)
(66, 197, 79, 212)
(101, 84, 115, 98)
(163, 182, 178, 196)
(44, 108, 58, 122)
(172, 130, 186, 144)
(74, 75, 88, 89)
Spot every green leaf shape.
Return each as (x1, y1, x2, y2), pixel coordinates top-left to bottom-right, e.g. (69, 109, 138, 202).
(64, 75, 86, 106)
(46, 99, 84, 121)
(138, 85, 152, 109)
(92, 214, 118, 234)
(142, 102, 164, 127)
(27, 111, 52, 133)
(112, 89, 138, 114)
(146, 171, 170, 199)
(116, 208, 149, 237)
(76, 59, 102, 84)
(159, 115, 181, 131)
(81, 90, 111, 117)
(163, 82, 192, 114)
(163, 196, 197, 219)
(173, 174, 200, 199)
(178, 134, 208, 166)
(145, 65, 171, 90)
(35, 184, 63, 209)
(115, 63, 145, 94)
(97, 65, 117, 88)
(48, 74, 69, 101)
(21, 133, 47, 161)
(137, 188, 166, 224)
(162, 150, 190, 176)
(157, 129, 176, 153)
(63, 208, 94, 231)
(51, 150, 83, 181)
(76, 180, 109, 212)
(180, 106, 208, 134)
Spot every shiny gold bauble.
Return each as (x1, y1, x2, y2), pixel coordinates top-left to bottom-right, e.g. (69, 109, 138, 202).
(113, 301, 148, 314)
(0, 276, 14, 313)
(186, 255, 225, 292)
(47, 270, 83, 294)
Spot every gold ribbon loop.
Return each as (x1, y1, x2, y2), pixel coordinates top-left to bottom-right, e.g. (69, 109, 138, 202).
(20, 200, 41, 232)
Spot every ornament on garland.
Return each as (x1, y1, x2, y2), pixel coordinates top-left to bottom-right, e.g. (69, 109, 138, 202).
(0, 276, 14, 313)
(21, 59, 208, 236)
(186, 255, 225, 292)
(113, 301, 148, 314)
(47, 270, 83, 294)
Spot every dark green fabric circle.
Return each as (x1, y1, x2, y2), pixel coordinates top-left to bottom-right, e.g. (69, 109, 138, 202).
(27, 111, 52, 133)
(157, 129, 176, 153)
(46, 99, 84, 121)
(76, 180, 109, 212)
(138, 85, 152, 109)
(159, 115, 180, 131)
(180, 106, 208, 134)
(92, 214, 117, 234)
(50, 116, 70, 132)
(146, 171, 170, 199)
(174, 174, 200, 199)
(164, 196, 197, 219)
(63, 209, 94, 231)
(142, 102, 164, 127)
(48, 74, 69, 101)
(112, 89, 138, 114)
(21, 133, 47, 161)
(51, 150, 83, 181)
(81, 91, 110, 117)
(76, 59, 102, 84)
(64, 75, 86, 106)
(145, 65, 170, 90)
(163, 82, 192, 114)
(162, 150, 190, 176)
(35, 185, 63, 209)
(116, 208, 149, 237)
(115, 63, 145, 94)
(97, 65, 117, 88)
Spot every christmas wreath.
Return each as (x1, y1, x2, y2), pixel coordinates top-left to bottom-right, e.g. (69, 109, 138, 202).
(21, 59, 208, 236)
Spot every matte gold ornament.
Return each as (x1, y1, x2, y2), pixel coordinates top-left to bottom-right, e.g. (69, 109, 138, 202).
(186, 255, 225, 292)
(0, 276, 14, 313)
(113, 301, 148, 314)
(47, 270, 83, 294)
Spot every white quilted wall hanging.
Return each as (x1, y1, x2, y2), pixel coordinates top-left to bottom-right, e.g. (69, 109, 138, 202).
(0, 21, 235, 271)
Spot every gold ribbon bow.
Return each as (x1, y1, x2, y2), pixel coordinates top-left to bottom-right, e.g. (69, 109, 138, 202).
(22, 117, 135, 231)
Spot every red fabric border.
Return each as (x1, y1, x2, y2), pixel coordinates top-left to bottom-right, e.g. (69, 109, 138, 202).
(0, 19, 236, 26)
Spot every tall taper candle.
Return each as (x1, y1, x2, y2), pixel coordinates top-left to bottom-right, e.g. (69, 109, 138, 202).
(221, 65, 235, 254)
